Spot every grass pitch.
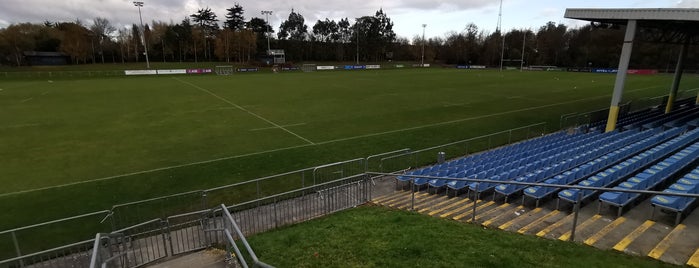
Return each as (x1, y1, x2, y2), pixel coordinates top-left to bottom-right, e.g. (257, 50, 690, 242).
(1, 68, 697, 234)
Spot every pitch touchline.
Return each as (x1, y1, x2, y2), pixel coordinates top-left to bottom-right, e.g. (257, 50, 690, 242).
(172, 77, 315, 145)
(250, 123, 307, 131)
(0, 85, 662, 197)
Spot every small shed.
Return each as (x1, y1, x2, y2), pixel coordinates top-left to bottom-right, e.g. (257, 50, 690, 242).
(23, 51, 70, 66)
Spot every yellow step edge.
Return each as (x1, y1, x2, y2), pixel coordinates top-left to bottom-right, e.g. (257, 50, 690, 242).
(559, 215, 602, 241)
(386, 192, 428, 207)
(473, 203, 511, 222)
(518, 210, 560, 234)
(397, 194, 440, 210)
(648, 224, 686, 260)
(500, 207, 541, 230)
(427, 198, 473, 216)
(383, 193, 424, 207)
(443, 201, 494, 218)
(687, 248, 699, 267)
(583, 217, 626, 246)
(451, 200, 483, 220)
(481, 205, 522, 226)
(371, 191, 405, 204)
(613, 220, 655, 252)
(411, 195, 449, 210)
(418, 197, 457, 213)
(464, 201, 500, 222)
(377, 192, 411, 206)
(536, 212, 575, 237)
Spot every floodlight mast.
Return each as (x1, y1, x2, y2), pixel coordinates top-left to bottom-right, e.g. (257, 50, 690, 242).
(261, 10, 273, 54)
(421, 24, 427, 67)
(133, 1, 150, 69)
(355, 18, 360, 65)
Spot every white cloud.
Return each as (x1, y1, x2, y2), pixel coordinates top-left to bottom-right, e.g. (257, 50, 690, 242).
(676, 0, 699, 7)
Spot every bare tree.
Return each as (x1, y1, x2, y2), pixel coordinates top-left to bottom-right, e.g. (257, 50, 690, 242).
(90, 17, 116, 63)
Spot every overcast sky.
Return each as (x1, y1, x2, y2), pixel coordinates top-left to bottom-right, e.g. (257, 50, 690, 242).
(1, 0, 697, 38)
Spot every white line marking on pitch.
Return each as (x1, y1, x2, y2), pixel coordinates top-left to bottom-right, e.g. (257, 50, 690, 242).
(0, 123, 41, 129)
(0, 143, 313, 198)
(0, 85, 662, 197)
(250, 123, 306, 131)
(172, 77, 315, 145)
(20, 98, 33, 103)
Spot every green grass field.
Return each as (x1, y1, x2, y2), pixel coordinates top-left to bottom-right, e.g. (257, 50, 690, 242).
(1, 67, 698, 234)
(247, 205, 673, 267)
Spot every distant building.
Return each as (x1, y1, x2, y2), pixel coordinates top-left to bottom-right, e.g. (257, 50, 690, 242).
(23, 51, 70, 66)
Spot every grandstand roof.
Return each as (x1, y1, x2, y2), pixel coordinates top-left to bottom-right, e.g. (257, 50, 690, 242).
(565, 8, 699, 43)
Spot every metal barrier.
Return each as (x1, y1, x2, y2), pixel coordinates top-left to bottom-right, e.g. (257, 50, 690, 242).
(0, 210, 111, 265)
(1, 70, 126, 79)
(380, 122, 547, 173)
(312, 158, 365, 185)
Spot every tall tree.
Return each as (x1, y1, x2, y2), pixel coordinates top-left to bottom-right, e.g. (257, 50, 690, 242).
(278, 9, 308, 41)
(0, 23, 39, 65)
(246, 17, 273, 54)
(312, 18, 339, 43)
(57, 22, 91, 64)
(190, 7, 219, 60)
(90, 17, 116, 63)
(224, 3, 245, 30)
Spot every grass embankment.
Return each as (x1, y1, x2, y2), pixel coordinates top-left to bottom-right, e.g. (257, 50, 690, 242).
(248, 206, 673, 267)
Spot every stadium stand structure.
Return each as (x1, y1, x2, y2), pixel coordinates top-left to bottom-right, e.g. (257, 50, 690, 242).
(381, 97, 699, 266)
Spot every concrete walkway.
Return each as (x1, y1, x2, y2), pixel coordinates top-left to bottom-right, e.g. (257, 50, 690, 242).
(147, 249, 234, 268)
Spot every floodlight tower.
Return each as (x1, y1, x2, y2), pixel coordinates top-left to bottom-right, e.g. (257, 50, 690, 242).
(356, 18, 360, 65)
(261, 10, 273, 54)
(421, 24, 427, 67)
(133, 1, 150, 69)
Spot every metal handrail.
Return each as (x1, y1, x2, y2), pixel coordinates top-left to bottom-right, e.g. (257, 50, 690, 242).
(369, 172, 699, 199)
(0, 238, 94, 264)
(220, 204, 274, 268)
(0, 210, 110, 235)
(226, 174, 367, 209)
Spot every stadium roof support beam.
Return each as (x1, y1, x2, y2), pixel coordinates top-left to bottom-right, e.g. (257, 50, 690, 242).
(605, 19, 636, 132)
(666, 40, 689, 113)
(565, 8, 699, 132)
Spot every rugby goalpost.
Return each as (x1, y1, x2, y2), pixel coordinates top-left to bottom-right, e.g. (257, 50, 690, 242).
(215, 66, 235, 75)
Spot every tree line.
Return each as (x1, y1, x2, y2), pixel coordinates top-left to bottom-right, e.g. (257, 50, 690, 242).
(0, 4, 696, 69)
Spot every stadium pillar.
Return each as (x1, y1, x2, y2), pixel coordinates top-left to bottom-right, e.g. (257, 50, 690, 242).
(666, 40, 688, 113)
(605, 20, 637, 132)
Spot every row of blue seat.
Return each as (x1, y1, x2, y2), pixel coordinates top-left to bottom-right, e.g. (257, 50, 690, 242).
(396, 131, 579, 183)
(651, 163, 699, 212)
(642, 107, 699, 129)
(523, 127, 680, 202)
(559, 127, 699, 203)
(492, 128, 658, 198)
(600, 142, 699, 209)
(409, 131, 603, 188)
(443, 131, 622, 191)
(588, 108, 658, 131)
(464, 131, 626, 191)
(624, 104, 696, 130)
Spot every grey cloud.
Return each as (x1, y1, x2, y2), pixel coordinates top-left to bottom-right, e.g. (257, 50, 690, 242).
(0, 0, 500, 29)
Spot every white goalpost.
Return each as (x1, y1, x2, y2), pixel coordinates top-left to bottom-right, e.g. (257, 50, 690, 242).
(301, 64, 317, 73)
(215, 66, 235, 75)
